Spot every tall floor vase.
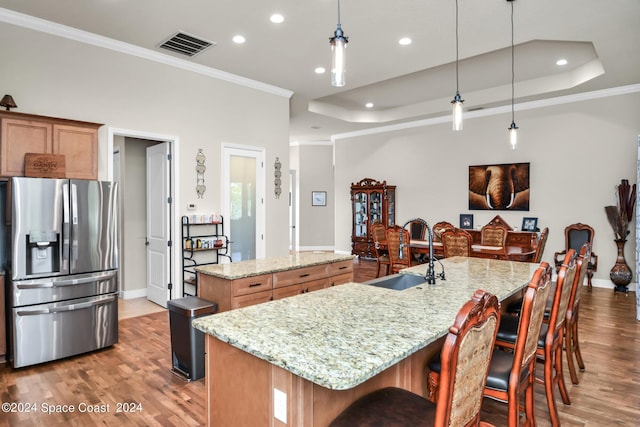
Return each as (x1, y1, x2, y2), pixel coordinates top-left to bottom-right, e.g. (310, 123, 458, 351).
(610, 238, 632, 292)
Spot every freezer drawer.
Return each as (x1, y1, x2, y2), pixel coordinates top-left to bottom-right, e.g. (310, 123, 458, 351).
(11, 293, 118, 368)
(11, 270, 117, 307)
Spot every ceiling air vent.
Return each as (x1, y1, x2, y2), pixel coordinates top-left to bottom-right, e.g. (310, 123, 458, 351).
(158, 31, 215, 57)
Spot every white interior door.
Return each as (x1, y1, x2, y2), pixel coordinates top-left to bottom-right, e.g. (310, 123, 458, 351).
(222, 144, 265, 261)
(146, 142, 171, 306)
(289, 170, 297, 252)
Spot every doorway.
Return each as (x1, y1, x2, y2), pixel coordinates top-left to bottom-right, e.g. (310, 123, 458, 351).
(110, 129, 177, 307)
(222, 144, 265, 261)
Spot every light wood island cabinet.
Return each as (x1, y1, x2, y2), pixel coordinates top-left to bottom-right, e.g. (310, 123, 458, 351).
(0, 111, 101, 179)
(197, 254, 354, 312)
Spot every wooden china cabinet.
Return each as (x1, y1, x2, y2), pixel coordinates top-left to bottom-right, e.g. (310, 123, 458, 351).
(350, 178, 396, 258)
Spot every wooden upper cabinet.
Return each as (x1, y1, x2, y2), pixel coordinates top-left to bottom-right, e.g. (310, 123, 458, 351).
(0, 117, 52, 176)
(0, 111, 101, 179)
(53, 124, 98, 179)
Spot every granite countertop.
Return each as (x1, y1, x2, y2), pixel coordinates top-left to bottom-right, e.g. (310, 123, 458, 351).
(192, 256, 539, 390)
(195, 252, 354, 279)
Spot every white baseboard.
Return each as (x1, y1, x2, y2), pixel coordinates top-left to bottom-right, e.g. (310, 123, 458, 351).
(119, 288, 147, 300)
(297, 246, 337, 252)
(590, 278, 636, 292)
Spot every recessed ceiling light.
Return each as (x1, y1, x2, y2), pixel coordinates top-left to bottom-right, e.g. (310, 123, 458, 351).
(398, 37, 412, 46)
(365, 102, 374, 108)
(232, 35, 246, 44)
(314, 67, 326, 74)
(270, 14, 284, 24)
(556, 58, 568, 66)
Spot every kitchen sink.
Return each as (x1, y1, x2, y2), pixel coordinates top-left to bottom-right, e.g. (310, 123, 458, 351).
(363, 273, 426, 291)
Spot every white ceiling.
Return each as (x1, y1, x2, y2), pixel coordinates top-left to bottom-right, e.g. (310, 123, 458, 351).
(0, 0, 638, 142)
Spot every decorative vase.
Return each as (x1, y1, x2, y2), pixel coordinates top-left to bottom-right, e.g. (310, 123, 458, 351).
(610, 238, 632, 292)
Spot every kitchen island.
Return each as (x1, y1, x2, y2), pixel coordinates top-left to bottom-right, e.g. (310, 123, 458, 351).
(195, 252, 354, 312)
(193, 257, 539, 426)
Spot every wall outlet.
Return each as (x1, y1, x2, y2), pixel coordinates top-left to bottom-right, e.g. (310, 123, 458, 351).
(187, 203, 197, 210)
(273, 388, 287, 423)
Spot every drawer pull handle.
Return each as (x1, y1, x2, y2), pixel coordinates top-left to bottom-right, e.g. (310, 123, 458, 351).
(338, 266, 348, 270)
(248, 283, 262, 287)
(299, 273, 310, 278)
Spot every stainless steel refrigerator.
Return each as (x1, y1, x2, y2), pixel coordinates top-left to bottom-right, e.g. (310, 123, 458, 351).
(9, 177, 119, 368)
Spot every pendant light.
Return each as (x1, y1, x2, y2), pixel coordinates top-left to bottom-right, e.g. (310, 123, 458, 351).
(330, 0, 348, 87)
(507, 0, 518, 149)
(451, 0, 464, 131)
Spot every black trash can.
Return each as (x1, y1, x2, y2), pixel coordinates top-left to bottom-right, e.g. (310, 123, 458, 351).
(167, 296, 217, 381)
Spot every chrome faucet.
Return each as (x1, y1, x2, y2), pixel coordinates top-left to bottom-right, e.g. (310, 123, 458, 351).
(398, 218, 438, 284)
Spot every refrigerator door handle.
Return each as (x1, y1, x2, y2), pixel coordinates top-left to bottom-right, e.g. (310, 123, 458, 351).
(16, 309, 51, 316)
(16, 295, 116, 316)
(15, 270, 118, 289)
(62, 182, 70, 270)
(70, 183, 79, 263)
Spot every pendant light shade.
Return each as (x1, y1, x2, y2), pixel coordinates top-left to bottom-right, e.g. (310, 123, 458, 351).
(508, 121, 518, 150)
(452, 92, 463, 131)
(330, 0, 348, 87)
(451, 0, 464, 131)
(507, 0, 518, 149)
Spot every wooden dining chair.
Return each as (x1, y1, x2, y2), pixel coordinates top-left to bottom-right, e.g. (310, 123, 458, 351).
(409, 220, 427, 240)
(371, 223, 390, 277)
(441, 228, 472, 257)
(432, 221, 455, 243)
(427, 263, 552, 427)
(565, 243, 591, 385)
(554, 223, 597, 287)
(330, 289, 500, 427)
(480, 223, 508, 247)
(495, 251, 577, 427)
(531, 227, 549, 263)
(482, 263, 552, 427)
(386, 226, 413, 273)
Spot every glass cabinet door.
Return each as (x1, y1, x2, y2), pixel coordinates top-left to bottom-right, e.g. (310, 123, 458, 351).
(354, 192, 368, 238)
(369, 191, 382, 226)
(387, 188, 395, 227)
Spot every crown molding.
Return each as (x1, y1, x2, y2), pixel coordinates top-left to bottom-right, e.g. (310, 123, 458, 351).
(0, 7, 293, 99)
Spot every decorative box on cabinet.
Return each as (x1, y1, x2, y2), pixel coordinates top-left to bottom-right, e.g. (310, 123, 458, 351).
(0, 111, 101, 179)
(350, 178, 396, 258)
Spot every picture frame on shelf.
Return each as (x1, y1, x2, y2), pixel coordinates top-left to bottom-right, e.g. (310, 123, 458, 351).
(521, 217, 538, 232)
(460, 214, 474, 229)
(312, 191, 326, 206)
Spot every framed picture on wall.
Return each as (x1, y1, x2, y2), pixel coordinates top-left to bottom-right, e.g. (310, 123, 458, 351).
(521, 217, 538, 232)
(312, 191, 326, 206)
(460, 214, 474, 229)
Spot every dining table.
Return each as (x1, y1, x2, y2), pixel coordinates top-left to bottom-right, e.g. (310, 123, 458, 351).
(409, 239, 536, 261)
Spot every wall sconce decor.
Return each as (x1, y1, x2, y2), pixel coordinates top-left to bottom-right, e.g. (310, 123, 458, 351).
(196, 149, 206, 199)
(0, 94, 17, 110)
(274, 157, 282, 199)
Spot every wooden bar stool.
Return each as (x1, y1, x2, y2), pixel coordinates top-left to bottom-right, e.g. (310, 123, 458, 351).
(330, 289, 500, 427)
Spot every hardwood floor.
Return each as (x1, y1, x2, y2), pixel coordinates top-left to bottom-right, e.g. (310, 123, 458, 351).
(0, 258, 638, 426)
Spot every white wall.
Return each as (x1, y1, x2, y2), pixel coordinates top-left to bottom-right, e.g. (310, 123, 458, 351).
(0, 21, 291, 295)
(293, 143, 335, 250)
(334, 92, 640, 288)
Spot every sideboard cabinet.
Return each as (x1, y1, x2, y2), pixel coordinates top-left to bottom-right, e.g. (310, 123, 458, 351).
(0, 111, 102, 179)
(350, 178, 396, 258)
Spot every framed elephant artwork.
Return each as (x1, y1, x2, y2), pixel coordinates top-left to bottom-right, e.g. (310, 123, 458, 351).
(468, 163, 530, 211)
